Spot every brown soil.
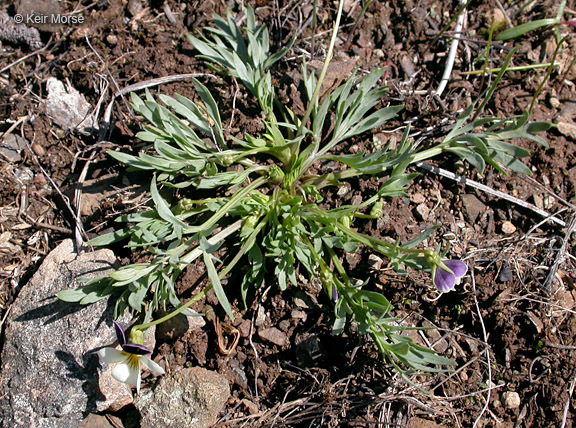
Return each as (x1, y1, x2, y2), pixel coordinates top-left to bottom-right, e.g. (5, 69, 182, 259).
(2, 0, 576, 426)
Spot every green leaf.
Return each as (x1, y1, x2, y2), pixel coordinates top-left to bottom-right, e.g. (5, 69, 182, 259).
(88, 228, 131, 246)
(150, 175, 187, 231)
(403, 225, 440, 249)
(203, 250, 234, 320)
(109, 264, 155, 285)
(79, 284, 115, 304)
(197, 169, 253, 189)
(128, 282, 149, 312)
(495, 18, 557, 41)
(57, 288, 89, 302)
(332, 315, 347, 335)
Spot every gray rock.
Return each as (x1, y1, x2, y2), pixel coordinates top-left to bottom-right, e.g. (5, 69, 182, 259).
(0, 12, 43, 50)
(461, 194, 486, 224)
(16, 0, 62, 33)
(44, 78, 96, 135)
(135, 367, 230, 428)
(0, 134, 28, 162)
(0, 239, 122, 428)
(97, 364, 133, 413)
(13, 167, 34, 184)
(415, 203, 430, 221)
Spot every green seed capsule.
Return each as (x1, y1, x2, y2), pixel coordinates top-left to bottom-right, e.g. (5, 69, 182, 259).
(179, 198, 194, 211)
(219, 155, 234, 166)
(370, 199, 384, 218)
(341, 215, 352, 228)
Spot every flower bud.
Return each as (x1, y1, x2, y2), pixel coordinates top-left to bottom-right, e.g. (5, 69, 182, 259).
(129, 328, 144, 346)
(370, 199, 384, 218)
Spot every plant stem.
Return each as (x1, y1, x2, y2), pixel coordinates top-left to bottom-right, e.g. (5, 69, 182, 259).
(462, 62, 559, 76)
(296, 0, 344, 138)
(132, 285, 212, 331)
(410, 147, 444, 164)
(186, 176, 267, 233)
(133, 215, 270, 331)
(529, 36, 568, 114)
(334, 222, 429, 256)
(180, 220, 242, 264)
(218, 214, 269, 279)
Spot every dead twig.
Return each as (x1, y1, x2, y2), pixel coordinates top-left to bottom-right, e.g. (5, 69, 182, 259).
(416, 161, 567, 227)
(85, 35, 133, 125)
(500, 294, 576, 316)
(0, 33, 50, 74)
(228, 76, 240, 131)
(544, 341, 576, 351)
(0, 115, 29, 143)
(471, 265, 494, 428)
(249, 307, 260, 401)
(270, 386, 295, 428)
(542, 212, 576, 293)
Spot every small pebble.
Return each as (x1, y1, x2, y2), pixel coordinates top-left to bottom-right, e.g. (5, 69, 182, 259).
(237, 319, 252, 338)
(337, 185, 349, 197)
(367, 254, 383, 270)
(410, 192, 426, 204)
(501, 221, 516, 234)
(241, 398, 259, 415)
(31, 142, 45, 156)
(498, 262, 513, 282)
(255, 306, 266, 327)
(106, 34, 118, 45)
(127, 0, 144, 17)
(415, 203, 430, 221)
(502, 391, 521, 409)
(258, 327, 287, 347)
(291, 310, 307, 322)
(532, 194, 544, 210)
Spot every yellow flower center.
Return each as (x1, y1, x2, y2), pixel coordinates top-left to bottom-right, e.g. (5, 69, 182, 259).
(123, 352, 141, 369)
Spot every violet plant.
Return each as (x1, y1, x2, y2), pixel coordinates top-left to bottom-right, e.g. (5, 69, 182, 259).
(59, 4, 549, 379)
(97, 321, 164, 393)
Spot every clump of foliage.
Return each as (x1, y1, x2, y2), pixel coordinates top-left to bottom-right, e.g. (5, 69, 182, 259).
(59, 6, 549, 378)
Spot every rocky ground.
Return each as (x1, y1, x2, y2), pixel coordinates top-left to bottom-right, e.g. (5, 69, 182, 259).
(1, 0, 576, 427)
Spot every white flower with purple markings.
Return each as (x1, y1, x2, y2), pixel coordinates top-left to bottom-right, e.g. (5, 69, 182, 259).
(97, 321, 164, 393)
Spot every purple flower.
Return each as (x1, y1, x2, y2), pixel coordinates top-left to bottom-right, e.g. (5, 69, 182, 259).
(97, 322, 164, 392)
(331, 284, 339, 302)
(433, 260, 467, 293)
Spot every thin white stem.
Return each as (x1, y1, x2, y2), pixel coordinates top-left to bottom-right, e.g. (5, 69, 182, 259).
(434, 0, 467, 97)
(471, 268, 492, 428)
(297, 0, 344, 137)
(560, 371, 576, 428)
